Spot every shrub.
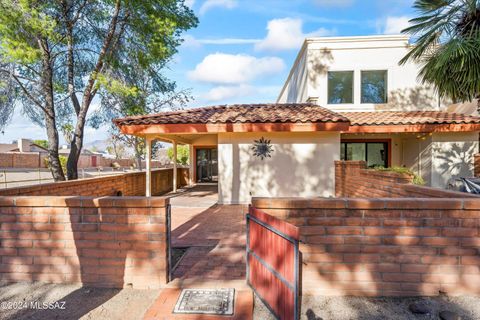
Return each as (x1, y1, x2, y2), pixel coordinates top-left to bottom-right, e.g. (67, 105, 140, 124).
(373, 166, 425, 185)
(44, 155, 67, 175)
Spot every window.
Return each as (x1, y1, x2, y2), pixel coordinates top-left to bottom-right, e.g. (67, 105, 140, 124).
(328, 71, 353, 104)
(341, 141, 389, 168)
(361, 70, 387, 104)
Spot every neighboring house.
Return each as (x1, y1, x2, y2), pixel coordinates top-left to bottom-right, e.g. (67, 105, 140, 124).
(0, 138, 49, 153)
(114, 35, 480, 204)
(277, 35, 479, 189)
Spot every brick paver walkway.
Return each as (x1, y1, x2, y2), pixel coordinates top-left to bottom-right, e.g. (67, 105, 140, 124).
(169, 185, 247, 284)
(144, 185, 253, 319)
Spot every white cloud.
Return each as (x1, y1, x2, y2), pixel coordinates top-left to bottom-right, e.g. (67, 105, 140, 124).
(380, 16, 411, 34)
(255, 18, 335, 52)
(202, 85, 255, 102)
(199, 0, 237, 15)
(184, 0, 195, 7)
(182, 35, 260, 48)
(313, 0, 355, 7)
(188, 53, 285, 84)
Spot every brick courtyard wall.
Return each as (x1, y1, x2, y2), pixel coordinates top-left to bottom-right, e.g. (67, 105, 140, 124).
(252, 197, 480, 297)
(0, 168, 189, 197)
(475, 154, 480, 177)
(335, 160, 477, 198)
(0, 196, 169, 289)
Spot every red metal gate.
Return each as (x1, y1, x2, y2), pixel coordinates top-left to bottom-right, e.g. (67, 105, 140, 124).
(246, 206, 300, 320)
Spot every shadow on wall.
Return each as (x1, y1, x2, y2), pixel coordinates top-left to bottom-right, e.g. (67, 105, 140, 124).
(308, 48, 334, 88)
(254, 199, 480, 319)
(434, 142, 476, 187)
(378, 86, 442, 111)
(0, 197, 167, 319)
(239, 142, 335, 201)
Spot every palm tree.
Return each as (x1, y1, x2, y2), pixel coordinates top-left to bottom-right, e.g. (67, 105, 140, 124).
(400, 0, 480, 109)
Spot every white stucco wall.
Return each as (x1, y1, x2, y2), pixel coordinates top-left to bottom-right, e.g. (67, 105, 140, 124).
(277, 46, 309, 104)
(278, 35, 446, 112)
(400, 132, 478, 188)
(218, 132, 340, 204)
(431, 132, 478, 188)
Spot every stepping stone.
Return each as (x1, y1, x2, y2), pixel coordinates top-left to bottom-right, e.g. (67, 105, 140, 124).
(174, 288, 235, 315)
(408, 301, 430, 314)
(439, 310, 462, 320)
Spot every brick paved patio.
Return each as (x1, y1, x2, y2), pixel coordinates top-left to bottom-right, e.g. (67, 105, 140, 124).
(169, 184, 248, 285)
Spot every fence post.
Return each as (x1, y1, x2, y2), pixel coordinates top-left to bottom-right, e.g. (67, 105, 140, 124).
(3, 170, 7, 188)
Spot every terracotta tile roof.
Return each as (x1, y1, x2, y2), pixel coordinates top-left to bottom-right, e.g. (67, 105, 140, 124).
(342, 111, 480, 126)
(113, 103, 350, 126)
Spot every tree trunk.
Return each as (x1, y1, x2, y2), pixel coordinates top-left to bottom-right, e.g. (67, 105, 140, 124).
(41, 40, 65, 181)
(66, 105, 87, 180)
(134, 138, 143, 171)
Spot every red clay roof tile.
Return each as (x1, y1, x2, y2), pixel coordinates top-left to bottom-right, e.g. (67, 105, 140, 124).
(342, 111, 480, 126)
(113, 103, 350, 126)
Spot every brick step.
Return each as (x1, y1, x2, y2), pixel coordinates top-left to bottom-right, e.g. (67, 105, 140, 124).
(143, 288, 253, 320)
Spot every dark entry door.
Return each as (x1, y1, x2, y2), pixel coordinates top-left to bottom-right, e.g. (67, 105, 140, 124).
(196, 148, 218, 182)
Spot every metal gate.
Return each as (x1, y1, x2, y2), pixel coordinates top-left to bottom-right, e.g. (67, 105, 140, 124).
(246, 206, 300, 320)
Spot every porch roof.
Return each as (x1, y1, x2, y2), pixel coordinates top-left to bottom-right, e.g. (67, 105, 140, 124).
(343, 111, 480, 133)
(113, 103, 350, 135)
(113, 104, 480, 136)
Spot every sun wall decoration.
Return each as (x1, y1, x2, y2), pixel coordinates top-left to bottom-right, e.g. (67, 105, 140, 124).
(251, 137, 273, 160)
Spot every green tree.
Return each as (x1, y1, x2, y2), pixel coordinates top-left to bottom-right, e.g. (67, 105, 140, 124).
(400, 0, 480, 108)
(33, 139, 49, 149)
(0, 0, 197, 181)
(167, 144, 189, 165)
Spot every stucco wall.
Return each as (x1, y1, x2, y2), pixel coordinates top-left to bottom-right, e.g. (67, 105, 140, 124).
(400, 132, 478, 188)
(278, 46, 309, 103)
(218, 132, 339, 204)
(278, 36, 449, 112)
(431, 132, 478, 188)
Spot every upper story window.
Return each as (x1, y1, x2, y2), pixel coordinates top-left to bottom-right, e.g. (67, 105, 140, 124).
(361, 70, 387, 104)
(328, 71, 353, 104)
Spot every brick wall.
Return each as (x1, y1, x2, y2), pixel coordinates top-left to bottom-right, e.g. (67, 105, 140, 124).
(475, 154, 480, 177)
(252, 197, 480, 296)
(335, 160, 477, 198)
(0, 153, 47, 168)
(0, 168, 189, 197)
(0, 196, 170, 289)
(0, 152, 169, 169)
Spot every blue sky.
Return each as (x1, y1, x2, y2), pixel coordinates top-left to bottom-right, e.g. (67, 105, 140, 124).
(2, 0, 416, 144)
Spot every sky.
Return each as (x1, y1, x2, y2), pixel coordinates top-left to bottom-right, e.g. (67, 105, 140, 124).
(1, 0, 416, 145)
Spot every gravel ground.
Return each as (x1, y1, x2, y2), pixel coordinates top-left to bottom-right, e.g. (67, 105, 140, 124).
(255, 294, 480, 320)
(2, 282, 479, 320)
(0, 282, 159, 320)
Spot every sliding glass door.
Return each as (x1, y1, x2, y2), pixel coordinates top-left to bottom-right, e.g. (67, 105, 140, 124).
(341, 141, 389, 168)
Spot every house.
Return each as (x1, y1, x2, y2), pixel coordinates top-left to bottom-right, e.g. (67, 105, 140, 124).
(114, 35, 480, 204)
(277, 35, 479, 189)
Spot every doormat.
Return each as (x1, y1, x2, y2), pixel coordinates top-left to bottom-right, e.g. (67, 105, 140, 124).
(173, 288, 235, 315)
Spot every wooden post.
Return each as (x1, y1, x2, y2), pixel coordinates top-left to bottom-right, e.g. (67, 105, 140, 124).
(146, 137, 152, 197)
(173, 140, 177, 193)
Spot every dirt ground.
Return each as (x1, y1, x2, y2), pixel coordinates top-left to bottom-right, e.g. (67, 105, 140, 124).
(0, 282, 159, 320)
(254, 294, 480, 320)
(2, 282, 480, 320)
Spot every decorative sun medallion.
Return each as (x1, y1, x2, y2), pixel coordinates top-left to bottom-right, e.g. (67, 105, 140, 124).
(251, 137, 273, 160)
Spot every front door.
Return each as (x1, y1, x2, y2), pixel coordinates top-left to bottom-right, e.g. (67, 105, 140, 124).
(196, 148, 218, 182)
